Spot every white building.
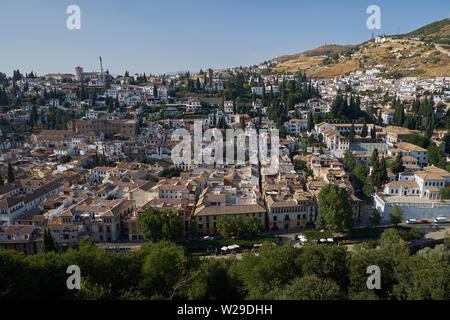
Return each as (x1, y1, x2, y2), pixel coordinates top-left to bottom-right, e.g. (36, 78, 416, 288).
(285, 119, 308, 136)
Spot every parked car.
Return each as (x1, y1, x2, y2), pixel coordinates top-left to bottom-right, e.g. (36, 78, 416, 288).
(406, 218, 418, 224)
(433, 217, 448, 224)
(419, 219, 429, 224)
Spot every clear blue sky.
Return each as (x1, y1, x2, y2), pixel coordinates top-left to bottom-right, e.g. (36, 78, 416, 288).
(0, 0, 448, 76)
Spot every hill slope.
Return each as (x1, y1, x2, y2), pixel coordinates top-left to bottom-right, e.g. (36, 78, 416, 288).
(269, 19, 450, 78)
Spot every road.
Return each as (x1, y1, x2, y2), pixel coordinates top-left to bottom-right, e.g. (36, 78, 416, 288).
(401, 222, 450, 241)
(435, 44, 450, 57)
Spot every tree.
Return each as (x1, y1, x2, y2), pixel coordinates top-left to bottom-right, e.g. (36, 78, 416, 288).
(188, 259, 240, 300)
(371, 124, 376, 140)
(140, 241, 193, 298)
(297, 243, 349, 289)
(343, 149, 356, 171)
(361, 122, 368, 138)
(444, 232, 450, 249)
(217, 215, 261, 237)
(405, 133, 430, 149)
(349, 123, 356, 139)
(76, 277, 113, 300)
(278, 125, 287, 139)
(274, 274, 342, 300)
(7, 162, 14, 183)
(30, 105, 38, 128)
(239, 117, 245, 130)
(42, 229, 56, 253)
(379, 156, 387, 184)
(307, 112, 314, 132)
(352, 161, 373, 199)
(137, 207, 183, 242)
(379, 228, 409, 256)
(104, 76, 111, 90)
(427, 144, 446, 168)
(316, 184, 354, 232)
(369, 149, 379, 168)
(392, 252, 450, 300)
(232, 243, 302, 299)
(440, 187, 450, 200)
(390, 204, 403, 225)
(442, 131, 450, 154)
(391, 152, 405, 176)
(369, 209, 382, 226)
(370, 157, 385, 188)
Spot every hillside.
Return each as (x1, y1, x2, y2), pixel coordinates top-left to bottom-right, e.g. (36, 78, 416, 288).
(398, 18, 450, 44)
(269, 19, 450, 78)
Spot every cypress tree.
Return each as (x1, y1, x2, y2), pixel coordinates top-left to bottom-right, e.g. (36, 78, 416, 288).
(371, 125, 376, 140)
(307, 111, 314, 132)
(369, 149, 378, 168)
(349, 123, 355, 139)
(370, 158, 381, 187)
(391, 152, 405, 176)
(7, 162, 14, 183)
(361, 122, 368, 137)
(42, 229, 56, 253)
(380, 155, 387, 183)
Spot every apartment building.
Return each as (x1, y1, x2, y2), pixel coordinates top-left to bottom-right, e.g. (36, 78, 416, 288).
(68, 119, 137, 138)
(285, 119, 308, 135)
(266, 193, 314, 231)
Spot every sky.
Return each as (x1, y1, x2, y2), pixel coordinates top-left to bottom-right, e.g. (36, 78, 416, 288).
(0, 0, 448, 76)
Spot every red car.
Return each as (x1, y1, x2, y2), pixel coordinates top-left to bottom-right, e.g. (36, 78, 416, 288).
(419, 219, 429, 224)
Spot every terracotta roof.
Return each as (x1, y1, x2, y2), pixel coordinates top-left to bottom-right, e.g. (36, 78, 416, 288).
(386, 181, 419, 188)
(397, 142, 427, 152)
(415, 172, 445, 180)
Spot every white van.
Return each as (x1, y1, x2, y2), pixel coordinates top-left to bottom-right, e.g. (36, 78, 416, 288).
(433, 217, 447, 223)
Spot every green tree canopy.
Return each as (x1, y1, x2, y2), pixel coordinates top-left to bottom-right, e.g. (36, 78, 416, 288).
(137, 207, 183, 242)
(391, 152, 405, 176)
(390, 204, 403, 225)
(274, 274, 342, 300)
(316, 184, 354, 232)
(42, 229, 56, 253)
